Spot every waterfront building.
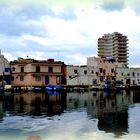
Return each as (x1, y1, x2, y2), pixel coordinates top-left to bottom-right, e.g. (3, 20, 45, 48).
(66, 65, 97, 86)
(130, 68, 140, 85)
(116, 63, 130, 85)
(87, 56, 116, 86)
(67, 56, 116, 86)
(10, 58, 66, 87)
(98, 32, 128, 66)
(0, 52, 11, 86)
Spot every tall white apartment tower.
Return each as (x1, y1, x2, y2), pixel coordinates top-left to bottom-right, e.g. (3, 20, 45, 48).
(98, 32, 128, 66)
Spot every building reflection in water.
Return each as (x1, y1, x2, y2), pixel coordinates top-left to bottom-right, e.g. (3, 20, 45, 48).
(89, 91, 133, 137)
(0, 90, 139, 137)
(66, 90, 133, 137)
(1, 91, 66, 117)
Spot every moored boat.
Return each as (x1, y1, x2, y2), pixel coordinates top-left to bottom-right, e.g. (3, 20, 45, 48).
(45, 84, 63, 91)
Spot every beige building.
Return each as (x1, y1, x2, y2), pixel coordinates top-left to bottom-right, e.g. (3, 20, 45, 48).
(98, 32, 128, 66)
(87, 56, 116, 86)
(10, 58, 66, 87)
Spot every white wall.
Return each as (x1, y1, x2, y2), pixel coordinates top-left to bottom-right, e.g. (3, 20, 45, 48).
(67, 65, 97, 85)
(130, 68, 140, 85)
(0, 54, 9, 76)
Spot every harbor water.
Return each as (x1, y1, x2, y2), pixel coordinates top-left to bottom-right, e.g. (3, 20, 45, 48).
(0, 90, 140, 140)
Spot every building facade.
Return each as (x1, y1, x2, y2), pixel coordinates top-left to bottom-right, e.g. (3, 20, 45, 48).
(10, 58, 66, 87)
(98, 32, 128, 66)
(130, 68, 140, 85)
(66, 65, 97, 86)
(116, 63, 130, 85)
(87, 56, 116, 86)
(67, 56, 116, 86)
(0, 52, 11, 86)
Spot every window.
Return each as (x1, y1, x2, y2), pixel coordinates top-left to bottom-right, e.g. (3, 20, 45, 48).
(137, 73, 139, 77)
(35, 75, 41, 81)
(91, 70, 94, 74)
(138, 79, 139, 81)
(103, 70, 106, 75)
(11, 76, 14, 81)
(100, 68, 103, 73)
(132, 72, 135, 77)
(0, 76, 3, 81)
(36, 66, 40, 72)
(20, 76, 24, 81)
(48, 67, 53, 72)
(127, 73, 130, 76)
(111, 68, 114, 73)
(121, 73, 123, 76)
(21, 67, 24, 72)
(74, 69, 78, 74)
(12, 67, 15, 71)
(84, 70, 87, 75)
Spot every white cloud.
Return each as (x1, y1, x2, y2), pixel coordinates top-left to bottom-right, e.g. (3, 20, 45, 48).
(0, 3, 140, 66)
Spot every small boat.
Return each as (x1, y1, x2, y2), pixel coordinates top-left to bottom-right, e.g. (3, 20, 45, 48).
(46, 84, 63, 91)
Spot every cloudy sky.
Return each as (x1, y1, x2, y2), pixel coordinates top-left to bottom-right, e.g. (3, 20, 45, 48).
(0, 0, 140, 67)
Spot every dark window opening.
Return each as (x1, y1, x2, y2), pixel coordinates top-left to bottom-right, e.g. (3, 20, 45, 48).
(36, 66, 40, 72)
(12, 67, 15, 71)
(11, 76, 14, 81)
(20, 76, 24, 81)
(21, 67, 24, 72)
(48, 67, 53, 72)
(100, 68, 103, 73)
(91, 70, 94, 74)
(74, 69, 78, 74)
(84, 70, 87, 75)
(111, 68, 114, 73)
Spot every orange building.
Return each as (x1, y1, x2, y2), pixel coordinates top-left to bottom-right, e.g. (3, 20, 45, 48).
(10, 58, 66, 88)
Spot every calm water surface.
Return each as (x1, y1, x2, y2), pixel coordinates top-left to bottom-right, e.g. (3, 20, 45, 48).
(0, 90, 140, 140)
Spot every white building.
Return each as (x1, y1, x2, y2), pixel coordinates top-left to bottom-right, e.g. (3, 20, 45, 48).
(130, 68, 140, 85)
(66, 65, 97, 86)
(116, 63, 130, 85)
